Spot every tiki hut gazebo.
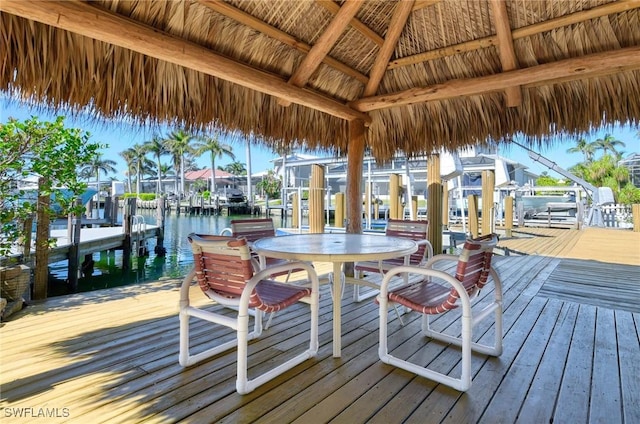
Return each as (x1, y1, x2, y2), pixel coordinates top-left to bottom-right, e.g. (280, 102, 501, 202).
(2, 0, 639, 244)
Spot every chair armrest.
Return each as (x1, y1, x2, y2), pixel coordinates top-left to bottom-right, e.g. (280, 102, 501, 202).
(179, 267, 197, 308)
(239, 261, 320, 315)
(416, 239, 434, 260)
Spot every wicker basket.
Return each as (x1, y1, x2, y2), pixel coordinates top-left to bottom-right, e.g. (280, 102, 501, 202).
(0, 265, 30, 301)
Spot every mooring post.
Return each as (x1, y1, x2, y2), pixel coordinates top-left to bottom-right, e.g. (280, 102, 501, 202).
(155, 195, 167, 256)
(122, 197, 136, 272)
(67, 198, 83, 292)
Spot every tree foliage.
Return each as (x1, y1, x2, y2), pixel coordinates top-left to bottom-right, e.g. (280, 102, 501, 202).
(0, 116, 102, 257)
(256, 169, 282, 199)
(566, 134, 639, 205)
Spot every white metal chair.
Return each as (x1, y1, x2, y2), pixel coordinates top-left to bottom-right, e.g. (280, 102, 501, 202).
(378, 233, 502, 392)
(352, 219, 433, 302)
(179, 234, 319, 395)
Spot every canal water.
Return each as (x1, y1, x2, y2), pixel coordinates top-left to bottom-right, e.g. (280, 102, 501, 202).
(48, 212, 290, 297)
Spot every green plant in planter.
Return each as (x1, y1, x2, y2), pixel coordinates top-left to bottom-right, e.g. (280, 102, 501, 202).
(0, 116, 103, 261)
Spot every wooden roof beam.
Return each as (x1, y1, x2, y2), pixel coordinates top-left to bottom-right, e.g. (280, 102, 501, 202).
(362, 0, 414, 97)
(0, 0, 371, 124)
(490, 0, 522, 107)
(388, 0, 640, 70)
(279, 0, 364, 107)
(316, 0, 384, 47)
(198, 0, 368, 84)
(350, 46, 640, 112)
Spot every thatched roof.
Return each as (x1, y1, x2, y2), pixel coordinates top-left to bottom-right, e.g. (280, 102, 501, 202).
(1, 0, 639, 160)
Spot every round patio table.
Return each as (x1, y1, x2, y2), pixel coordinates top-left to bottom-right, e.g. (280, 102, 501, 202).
(253, 233, 417, 357)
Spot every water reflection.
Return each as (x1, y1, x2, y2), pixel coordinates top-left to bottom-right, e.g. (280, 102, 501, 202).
(48, 212, 287, 296)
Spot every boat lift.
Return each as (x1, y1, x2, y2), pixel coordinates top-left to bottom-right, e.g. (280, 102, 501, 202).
(510, 140, 614, 227)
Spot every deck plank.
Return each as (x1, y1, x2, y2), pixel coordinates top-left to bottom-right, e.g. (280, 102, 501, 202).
(2, 248, 640, 423)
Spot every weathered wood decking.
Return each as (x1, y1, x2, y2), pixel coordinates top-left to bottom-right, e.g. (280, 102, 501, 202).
(1, 228, 639, 423)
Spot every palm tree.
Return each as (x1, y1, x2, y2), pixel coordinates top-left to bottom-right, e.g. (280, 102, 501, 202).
(80, 153, 118, 197)
(164, 129, 195, 198)
(127, 144, 153, 196)
(193, 134, 235, 193)
(119, 149, 136, 193)
(159, 163, 174, 180)
(593, 134, 625, 157)
(222, 161, 247, 175)
(144, 135, 167, 195)
(566, 138, 596, 162)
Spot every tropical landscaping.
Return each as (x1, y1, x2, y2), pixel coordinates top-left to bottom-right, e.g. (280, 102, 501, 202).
(536, 132, 640, 205)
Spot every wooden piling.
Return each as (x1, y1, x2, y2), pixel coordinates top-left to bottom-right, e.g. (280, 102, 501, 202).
(505, 195, 514, 237)
(411, 195, 418, 220)
(633, 204, 640, 232)
(427, 154, 443, 255)
(154, 195, 166, 256)
(481, 170, 495, 235)
(468, 194, 479, 238)
(309, 164, 325, 233)
(335, 192, 345, 228)
(67, 198, 83, 292)
(122, 198, 136, 271)
(292, 192, 300, 228)
(389, 174, 400, 220)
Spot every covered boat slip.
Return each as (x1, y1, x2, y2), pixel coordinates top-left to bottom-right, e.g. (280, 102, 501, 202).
(1, 230, 639, 423)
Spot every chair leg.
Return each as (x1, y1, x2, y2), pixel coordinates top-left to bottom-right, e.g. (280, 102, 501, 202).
(379, 301, 472, 391)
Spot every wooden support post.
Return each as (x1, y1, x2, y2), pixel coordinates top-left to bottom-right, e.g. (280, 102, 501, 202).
(67, 198, 83, 292)
(427, 154, 443, 255)
(33, 177, 50, 300)
(633, 204, 640, 232)
(482, 170, 495, 235)
(309, 164, 325, 233)
(122, 197, 136, 272)
(389, 174, 400, 220)
(468, 194, 479, 238)
(346, 120, 365, 234)
(335, 192, 345, 227)
(505, 195, 514, 237)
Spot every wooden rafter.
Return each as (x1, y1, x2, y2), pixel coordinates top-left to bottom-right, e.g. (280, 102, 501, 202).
(350, 46, 640, 112)
(316, 0, 384, 46)
(388, 0, 640, 70)
(198, 0, 368, 84)
(362, 0, 414, 97)
(0, 0, 371, 123)
(490, 0, 522, 107)
(279, 0, 364, 107)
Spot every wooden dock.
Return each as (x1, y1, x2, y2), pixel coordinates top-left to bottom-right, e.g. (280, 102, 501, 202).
(47, 226, 161, 263)
(1, 228, 638, 423)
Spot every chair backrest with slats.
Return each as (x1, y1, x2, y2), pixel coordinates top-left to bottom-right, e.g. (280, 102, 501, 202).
(230, 218, 277, 243)
(188, 234, 259, 304)
(455, 233, 498, 293)
(385, 219, 429, 265)
(430, 234, 498, 313)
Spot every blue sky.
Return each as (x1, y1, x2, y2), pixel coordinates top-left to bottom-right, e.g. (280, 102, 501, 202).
(2, 96, 638, 180)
